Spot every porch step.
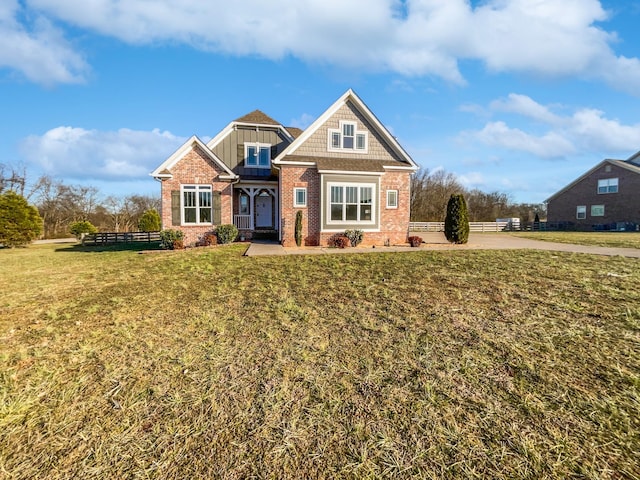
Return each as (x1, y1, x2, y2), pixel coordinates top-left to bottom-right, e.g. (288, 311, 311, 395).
(252, 230, 278, 241)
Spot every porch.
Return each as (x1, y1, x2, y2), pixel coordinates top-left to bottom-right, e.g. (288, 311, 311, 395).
(232, 184, 279, 237)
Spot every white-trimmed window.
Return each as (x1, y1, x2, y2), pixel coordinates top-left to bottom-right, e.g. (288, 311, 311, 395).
(597, 178, 618, 194)
(328, 121, 368, 153)
(328, 183, 375, 224)
(239, 193, 249, 215)
(576, 206, 586, 219)
(294, 187, 307, 208)
(182, 185, 212, 224)
(386, 190, 398, 209)
(591, 205, 605, 217)
(245, 143, 271, 168)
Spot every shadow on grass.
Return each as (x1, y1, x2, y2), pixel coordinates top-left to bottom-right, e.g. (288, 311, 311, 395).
(55, 242, 164, 253)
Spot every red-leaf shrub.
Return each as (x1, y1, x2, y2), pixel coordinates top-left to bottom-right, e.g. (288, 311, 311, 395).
(408, 236, 423, 247)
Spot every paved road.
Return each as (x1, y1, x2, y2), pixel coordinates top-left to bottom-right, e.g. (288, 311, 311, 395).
(245, 232, 640, 258)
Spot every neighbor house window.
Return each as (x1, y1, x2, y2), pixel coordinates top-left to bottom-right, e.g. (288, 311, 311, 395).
(598, 178, 618, 194)
(182, 185, 212, 224)
(591, 205, 605, 217)
(294, 187, 307, 208)
(245, 143, 271, 168)
(576, 206, 586, 219)
(328, 121, 368, 152)
(386, 190, 398, 209)
(328, 183, 375, 224)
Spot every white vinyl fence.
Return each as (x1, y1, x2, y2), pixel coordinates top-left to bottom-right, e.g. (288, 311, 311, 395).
(409, 221, 513, 232)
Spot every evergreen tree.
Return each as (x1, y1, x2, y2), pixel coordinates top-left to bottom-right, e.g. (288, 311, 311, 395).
(138, 209, 161, 232)
(444, 193, 469, 244)
(0, 191, 43, 247)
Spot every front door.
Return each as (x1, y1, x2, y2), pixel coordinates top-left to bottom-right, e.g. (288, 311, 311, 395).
(255, 195, 273, 228)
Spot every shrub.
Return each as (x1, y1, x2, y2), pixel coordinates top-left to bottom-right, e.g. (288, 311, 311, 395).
(328, 234, 349, 249)
(295, 210, 303, 247)
(138, 209, 161, 232)
(0, 191, 43, 247)
(344, 229, 363, 247)
(69, 220, 98, 240)
(444, 193, 470, 244)
(216, 224, 238, 244)
(159, 229, 184, 250)
(200, 232, 218, 247)
(408, 235, 423, 247)
(172, 239, 184, 250)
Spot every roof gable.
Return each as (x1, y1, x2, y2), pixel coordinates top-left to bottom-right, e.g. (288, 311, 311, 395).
(274, 89, 418, 169)
(627, 150, 640, 166)
(150, 135, 237, 180)
(545, 158, 640, 202)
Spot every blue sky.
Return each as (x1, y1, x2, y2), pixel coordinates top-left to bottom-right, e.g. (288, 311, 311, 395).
(2, 0, 640, 204)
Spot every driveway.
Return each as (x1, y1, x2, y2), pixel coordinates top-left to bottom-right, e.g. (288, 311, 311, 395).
(245, 232, 640, 258)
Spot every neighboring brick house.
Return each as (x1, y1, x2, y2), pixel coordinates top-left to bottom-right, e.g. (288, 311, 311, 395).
(546, 151, 640, 230)
(151, 89, 419, 246)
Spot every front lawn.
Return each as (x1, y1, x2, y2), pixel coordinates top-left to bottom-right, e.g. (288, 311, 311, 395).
(511, 231, 640, 249)
(1, 244, 639, 479)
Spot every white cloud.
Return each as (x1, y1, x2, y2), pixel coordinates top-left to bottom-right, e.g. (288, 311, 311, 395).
(464, 93, 640, 158)
(289, 113, 314, 130)
(9, 0, 639, 93)
(0, 0, 87, 85)
(473, 121, 576, 158)
(20, 126, 186, 180)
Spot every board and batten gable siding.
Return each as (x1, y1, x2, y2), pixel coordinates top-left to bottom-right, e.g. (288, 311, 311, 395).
(547, 161, 640, 227)
(160, 145, 232, 245)
(293, 101, 405, 162)
(211, 126, 292, 176)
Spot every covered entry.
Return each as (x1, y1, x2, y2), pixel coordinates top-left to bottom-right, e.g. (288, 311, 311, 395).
(233, 185, 278, 232)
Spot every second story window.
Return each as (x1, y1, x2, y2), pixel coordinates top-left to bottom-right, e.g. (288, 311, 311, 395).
(245, 143, 271, 168)
(328, 121, 368, 153)
(597, 178, 618, 194)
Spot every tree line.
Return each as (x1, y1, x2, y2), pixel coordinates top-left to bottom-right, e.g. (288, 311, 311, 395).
(411, 168, 546, 223)
(0, 163, 160, 239)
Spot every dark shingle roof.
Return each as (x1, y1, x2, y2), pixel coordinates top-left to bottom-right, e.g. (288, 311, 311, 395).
(285, 127, 304, 139)
(283, 156, 408, 172)
(234, 110, 281, 126)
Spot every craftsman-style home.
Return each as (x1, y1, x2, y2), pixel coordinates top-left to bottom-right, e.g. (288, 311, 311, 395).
(546, 151, 640, 230)
(151, 89, 419, 246)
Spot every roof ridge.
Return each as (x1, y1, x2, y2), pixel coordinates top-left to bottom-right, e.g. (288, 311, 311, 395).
(234, 109, 281, 125)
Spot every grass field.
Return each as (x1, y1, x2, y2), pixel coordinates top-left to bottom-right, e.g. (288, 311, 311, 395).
(1, 244, 639, 479)
(511, 231, 640, 249)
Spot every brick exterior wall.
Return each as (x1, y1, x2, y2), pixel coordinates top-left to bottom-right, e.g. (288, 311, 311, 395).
(547, 162, 640, 229)
(160, 145, 233, 245)
(280, 166, 411, 246)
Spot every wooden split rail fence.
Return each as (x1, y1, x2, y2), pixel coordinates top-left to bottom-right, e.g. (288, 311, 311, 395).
(82, 231, 161, 246)
(409, 221, 514, 232)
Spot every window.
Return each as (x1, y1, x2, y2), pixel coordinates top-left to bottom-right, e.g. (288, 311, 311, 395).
(576, 206, 586, 219)
(245, 143, 271, 168)
(328, 183, 375, 224)
(591, 205, 605, 217)
(598, 178, 618, 194)
(328, 121, 368, 152)
(386, 190, 398, 209)
(182, 185, 212, 224)
(294, 187, 307, 207)
(239, 194, 249, 215)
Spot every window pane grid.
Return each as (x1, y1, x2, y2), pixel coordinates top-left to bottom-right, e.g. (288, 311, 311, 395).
(183, 186, 213, 224)
(328, 184, 375, 223)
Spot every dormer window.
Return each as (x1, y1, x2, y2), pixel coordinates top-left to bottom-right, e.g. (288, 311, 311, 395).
(328, 121, 368, 153)
(245, 143, 271, 168)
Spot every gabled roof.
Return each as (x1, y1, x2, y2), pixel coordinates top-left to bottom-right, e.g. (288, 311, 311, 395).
(234, 110, 281, 126)
(545, 158, 640, 202)
(150, 135, 237, 180)
(627, 150, 640, 166)
(285, 127, 303, 139)
(206, 111, 294, 150)
(273, 89, 418, 170)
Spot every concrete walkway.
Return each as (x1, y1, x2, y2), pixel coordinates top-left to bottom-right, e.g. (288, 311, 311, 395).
(244, 233, 640, 258)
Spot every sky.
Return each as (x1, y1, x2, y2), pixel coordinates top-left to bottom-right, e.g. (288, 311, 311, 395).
(1, 0, 640, 204)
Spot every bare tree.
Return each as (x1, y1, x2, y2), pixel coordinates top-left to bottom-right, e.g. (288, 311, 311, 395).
(411, 168, 466, 221)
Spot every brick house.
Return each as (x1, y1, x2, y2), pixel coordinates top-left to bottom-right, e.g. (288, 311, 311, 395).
(151, 89, 419, 246)
(546, 151, 640, 230)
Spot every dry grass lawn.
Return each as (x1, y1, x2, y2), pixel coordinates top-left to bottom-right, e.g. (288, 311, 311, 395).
(511, 231, 640, 249)
(1, 243, 639, 479)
